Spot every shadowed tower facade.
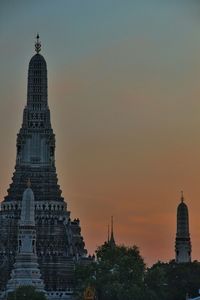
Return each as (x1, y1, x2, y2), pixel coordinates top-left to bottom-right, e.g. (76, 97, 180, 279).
(0, 35, 87, 292)
(175, 192, 192, 263)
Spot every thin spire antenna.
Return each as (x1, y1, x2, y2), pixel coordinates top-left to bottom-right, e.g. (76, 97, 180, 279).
(109, 216, 116, 246)
(35, 33, 41, 54)
(107, 224, 110, 243)
(111, 216, 114, 236)
(181, 190, 184, 203)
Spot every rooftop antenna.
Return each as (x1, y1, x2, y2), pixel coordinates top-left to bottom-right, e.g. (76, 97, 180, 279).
(181, 190, 184, 203)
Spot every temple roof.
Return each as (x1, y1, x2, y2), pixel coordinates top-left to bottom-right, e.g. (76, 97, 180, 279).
(29, 53, 47, 66)
(177, 191, 188, 214)
(177, 200, 188, 211)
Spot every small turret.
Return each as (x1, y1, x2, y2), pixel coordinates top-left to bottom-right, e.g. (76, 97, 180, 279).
(175, 191, 192, 263)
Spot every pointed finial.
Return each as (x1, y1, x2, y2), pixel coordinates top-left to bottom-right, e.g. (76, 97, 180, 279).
(27, 178, 31, 188)
(107, 224, 110, 243)
(109, 216, 116, 247)
(181, 191, 184, 203)
(35, 33, 41, 54)
(111, 216, 113, 235)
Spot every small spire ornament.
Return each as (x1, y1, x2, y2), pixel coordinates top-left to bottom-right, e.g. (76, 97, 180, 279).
(35, 33, 41, 54)
(107, 224, 110, 243)
(181, 190, 184, 203)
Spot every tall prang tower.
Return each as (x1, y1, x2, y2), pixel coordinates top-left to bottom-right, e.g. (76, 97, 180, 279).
(175, 192, 192, 263)
(0, 35, 87, 292)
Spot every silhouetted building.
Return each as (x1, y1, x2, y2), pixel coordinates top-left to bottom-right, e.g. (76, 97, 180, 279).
(175, 192, 192, 263)
(108, 216, 116, 248)
(0, 35, 87, 298)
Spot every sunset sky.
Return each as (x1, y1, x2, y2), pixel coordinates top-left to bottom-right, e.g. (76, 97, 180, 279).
(1, 1, 200, 265)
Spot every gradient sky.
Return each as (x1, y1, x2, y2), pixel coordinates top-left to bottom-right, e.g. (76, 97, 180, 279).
(1, 0, 200, 265)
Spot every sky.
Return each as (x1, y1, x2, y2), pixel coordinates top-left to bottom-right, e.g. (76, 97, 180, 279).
(1, 0, 200, 265)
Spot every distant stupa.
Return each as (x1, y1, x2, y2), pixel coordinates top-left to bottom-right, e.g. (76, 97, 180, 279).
(175, 192, 192, 263)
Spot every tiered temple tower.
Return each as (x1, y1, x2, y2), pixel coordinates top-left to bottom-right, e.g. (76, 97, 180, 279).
(175, 192, 192, 263)
(6, 182, 44, 293)
(0, 35, 87, 292)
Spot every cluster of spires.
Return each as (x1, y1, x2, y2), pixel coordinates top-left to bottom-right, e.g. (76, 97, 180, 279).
(105, 190, 191, 264)
(7, 34, 192, 273)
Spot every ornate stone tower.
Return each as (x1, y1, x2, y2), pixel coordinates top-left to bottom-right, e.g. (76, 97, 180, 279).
(0, 35, 87, 291)
(6, 183, 44, 293)
(175, 192, 192, 263)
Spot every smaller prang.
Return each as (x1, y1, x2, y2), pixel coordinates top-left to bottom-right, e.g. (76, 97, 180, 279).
(175, 191, 192, 263)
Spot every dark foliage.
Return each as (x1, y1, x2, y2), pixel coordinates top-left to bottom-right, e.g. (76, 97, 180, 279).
(75, 243, 149, 300)
(145, 260, 200, 300)
(7, 286, 47, 300)
(75, 243, 200, 300)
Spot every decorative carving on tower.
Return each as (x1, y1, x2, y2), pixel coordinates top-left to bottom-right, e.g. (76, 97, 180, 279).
(175, 192, 192, 263)
(0, 35, 87, 292)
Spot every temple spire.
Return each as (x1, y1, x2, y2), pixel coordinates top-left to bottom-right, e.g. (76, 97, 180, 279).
(107, 224, 110, 243)
(181, 190, 184, 203)
(35, 33, 41, 54)
(6, 186, 44, 292)
(175, 192, 192, 263)
(109, 216, 116, 247)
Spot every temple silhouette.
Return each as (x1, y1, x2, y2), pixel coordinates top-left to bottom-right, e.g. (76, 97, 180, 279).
(0, 35, 88, 299)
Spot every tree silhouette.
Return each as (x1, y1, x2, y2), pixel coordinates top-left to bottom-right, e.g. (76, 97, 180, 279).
(7, 286, 47, 300)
